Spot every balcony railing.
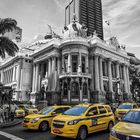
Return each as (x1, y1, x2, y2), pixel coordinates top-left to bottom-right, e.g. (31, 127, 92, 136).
(59, 72, 91, 79)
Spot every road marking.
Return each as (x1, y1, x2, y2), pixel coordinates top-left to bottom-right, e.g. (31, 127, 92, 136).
(0, 131, 24, 140)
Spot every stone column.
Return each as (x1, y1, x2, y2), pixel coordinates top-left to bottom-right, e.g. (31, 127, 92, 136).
(123, 65, 128, 93)
(95, 55, 100, 91)
(116, 62, 120, 78)
(108, 59, 113, 92)
(86, 55, 88, 73)
(62, 56, 64, 73)
(17, 63, 21, 91)
(78, 53, 81, 73)
(48, 58, 51, 76)
(12, 66, 15, 81)
(57, 57, 61, 74)
(1, 70, 3, 83)
(52, 57, 56, 72)
(32, 64, 36, 92)
(89, 56, 94, 90)
(35, 64, 39, 92)
(99, 57, 104, 91)
(126, 65, 130, 93)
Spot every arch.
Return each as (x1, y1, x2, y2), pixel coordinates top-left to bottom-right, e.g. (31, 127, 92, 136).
(63, 82, 68, 96)
(83, 82, 88, 96)
(71, 82, 79, 97)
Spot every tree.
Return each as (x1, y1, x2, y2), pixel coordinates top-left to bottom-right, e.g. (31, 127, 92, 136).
(0, 18, 19, 58)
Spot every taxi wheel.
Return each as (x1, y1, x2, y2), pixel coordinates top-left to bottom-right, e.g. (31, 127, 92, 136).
(39, 121, 49, 132)
(77, 126, 87, 140)
(107, 121, 114, 132)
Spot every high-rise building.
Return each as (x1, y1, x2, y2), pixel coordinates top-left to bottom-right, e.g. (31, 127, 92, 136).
(65, 0, 103, 39)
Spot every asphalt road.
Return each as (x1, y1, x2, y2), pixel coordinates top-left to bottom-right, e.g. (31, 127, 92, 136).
(0, 123, 110, 140)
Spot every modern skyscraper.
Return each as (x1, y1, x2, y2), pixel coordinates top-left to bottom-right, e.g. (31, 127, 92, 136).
(65, 0, 103, 40)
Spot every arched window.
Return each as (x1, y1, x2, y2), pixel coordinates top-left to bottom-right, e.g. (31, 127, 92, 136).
(83, 82, 87, 96)
(63, 82, 68, 96)
(71, 82, 79, 96)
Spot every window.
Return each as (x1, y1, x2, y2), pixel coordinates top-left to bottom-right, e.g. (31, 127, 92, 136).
(83, 82, 87, 96)
(54, 108, 67, 114)
(111, 63, 116, 78)
(98, 106, 107, 114)
(63, 82, 68, 96)
(64, 55, 68, 72)
(119, 65, 124, 79)
(81, 56, 86, 73)
(71, 82, 79, 96)
(72, 55, 78, 72)
(87, 107, 98, 116)
(105, 106, 112, 113)
(102, 60, 108, 76)
(43, 63, 47, 78)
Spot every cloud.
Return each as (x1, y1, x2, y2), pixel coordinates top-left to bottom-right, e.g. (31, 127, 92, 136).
(52, 0, 68, 9)
(103, 0, 140, 49)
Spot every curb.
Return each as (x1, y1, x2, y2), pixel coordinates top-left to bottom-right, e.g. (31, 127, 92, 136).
(0, 119, 22, 128)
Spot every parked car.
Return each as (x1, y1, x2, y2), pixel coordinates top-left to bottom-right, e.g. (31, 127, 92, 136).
(51, 103, 115, 140)
(115, 102, 138, 120)
(110, 109, 140, 140)
(22, 105, 71, 131)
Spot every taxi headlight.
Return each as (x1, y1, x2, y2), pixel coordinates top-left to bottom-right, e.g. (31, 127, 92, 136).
(110, 129, 117, 137)
(68, 119, 79, 125)
(31, 117, 40, 123)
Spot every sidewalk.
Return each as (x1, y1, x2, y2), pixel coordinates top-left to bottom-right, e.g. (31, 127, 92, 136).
(0, 119, 22, 128)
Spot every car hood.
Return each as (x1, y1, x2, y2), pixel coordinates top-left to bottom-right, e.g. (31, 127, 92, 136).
(25, 113, 48, 119)
(113, 122, 140, 136)
(53, 114, 81, 122)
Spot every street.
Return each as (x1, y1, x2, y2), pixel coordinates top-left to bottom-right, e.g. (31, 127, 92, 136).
(0, 123, 109, 140)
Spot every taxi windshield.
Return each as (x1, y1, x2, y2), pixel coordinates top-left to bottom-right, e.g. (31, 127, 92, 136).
(38, 107, 54, 115)
(118, 104, 132, 109)
(122, 111, 140, 124)
(63, 106, 87, 116)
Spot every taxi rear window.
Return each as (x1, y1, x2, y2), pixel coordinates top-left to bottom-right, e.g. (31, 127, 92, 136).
(118, 104, 132, 109)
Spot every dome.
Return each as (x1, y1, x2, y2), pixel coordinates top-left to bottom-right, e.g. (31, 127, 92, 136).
(63, 19, 87, 39)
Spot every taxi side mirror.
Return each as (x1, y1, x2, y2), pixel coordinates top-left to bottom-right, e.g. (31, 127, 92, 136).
(51, 112, 57, 116)
(87, 112, 94, 116)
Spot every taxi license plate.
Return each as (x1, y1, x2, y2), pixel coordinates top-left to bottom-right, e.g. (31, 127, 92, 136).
(53, 129, 61, 134)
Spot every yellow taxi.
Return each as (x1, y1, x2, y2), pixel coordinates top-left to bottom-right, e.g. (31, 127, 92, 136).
(110, 109, 140, 140)
(15, 108, 25, 118)
(18, 104, 38, 116)
(115, 102, 138, 120)
(51, 103, 115, 140)
(22, 105, 71, 131)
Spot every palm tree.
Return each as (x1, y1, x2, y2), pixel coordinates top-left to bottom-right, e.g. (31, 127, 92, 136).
(0, 18, 19, 58)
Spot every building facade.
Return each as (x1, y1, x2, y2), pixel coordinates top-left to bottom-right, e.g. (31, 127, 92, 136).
(0, 54, 32, 101)
(65, 0, 103, 39)
(29, 19, 130, 105)
(0, 20, 131, 105)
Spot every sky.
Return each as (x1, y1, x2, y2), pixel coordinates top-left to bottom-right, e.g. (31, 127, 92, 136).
(0, 0, 140, 58)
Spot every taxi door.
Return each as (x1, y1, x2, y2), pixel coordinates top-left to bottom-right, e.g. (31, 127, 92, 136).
(85, 106, 102, 133)
(97, 106, 109, 130)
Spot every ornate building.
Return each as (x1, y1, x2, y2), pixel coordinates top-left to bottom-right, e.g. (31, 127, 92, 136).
(0, 19, 131, 105)
(0, 53, 32, 101)
(29, 19, 131, 105)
